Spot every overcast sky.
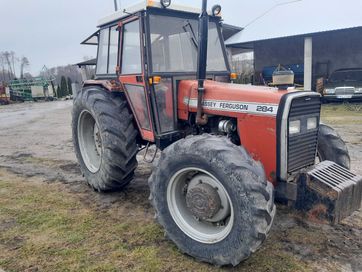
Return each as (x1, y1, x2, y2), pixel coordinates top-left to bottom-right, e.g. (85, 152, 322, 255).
(1, 0, 360, 75)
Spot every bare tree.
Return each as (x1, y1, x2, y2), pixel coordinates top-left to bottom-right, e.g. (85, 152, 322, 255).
(10, 51, 18, 78)
(23, 72, 33, 80)
(20, 57, 30, 79)
(3, 51, 13, 79)
(39, 63, 83, 87)
(0, 51, 31, 83)
(0, 53, 6, 82)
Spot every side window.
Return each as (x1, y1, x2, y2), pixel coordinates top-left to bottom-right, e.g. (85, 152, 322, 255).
(121, 20, 142, 74)
(96, 28, 109, 75)
(108, 26, 119, 73)
(154, 78, 175, 133)
(96, 25, 119, 75)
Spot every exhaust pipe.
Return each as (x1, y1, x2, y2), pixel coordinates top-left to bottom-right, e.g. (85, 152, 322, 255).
(114, 0, 119, 11)
(196, 0, 209, 125)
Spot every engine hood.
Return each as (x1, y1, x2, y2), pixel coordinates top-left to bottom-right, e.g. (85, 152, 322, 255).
(178, 80, 291, 118)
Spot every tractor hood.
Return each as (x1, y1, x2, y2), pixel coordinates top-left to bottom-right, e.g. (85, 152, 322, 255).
(178, 80, 290, 118)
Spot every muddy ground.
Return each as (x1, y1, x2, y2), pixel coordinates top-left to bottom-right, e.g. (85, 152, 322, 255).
(0, 101, 361, 272)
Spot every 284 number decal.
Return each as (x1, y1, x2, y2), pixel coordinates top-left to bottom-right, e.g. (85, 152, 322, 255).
(256, 106, 274, 113)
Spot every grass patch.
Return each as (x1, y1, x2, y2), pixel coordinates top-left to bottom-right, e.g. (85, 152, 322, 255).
(322, 104, 362, 116)
(321, 104, 362, 125)
(0, 170, 314, 272)
(243, 247, 311, 272)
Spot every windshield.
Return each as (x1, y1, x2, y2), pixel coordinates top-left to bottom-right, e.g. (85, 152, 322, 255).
(149, 14, 228, 73)
(329, 70, 362, 82)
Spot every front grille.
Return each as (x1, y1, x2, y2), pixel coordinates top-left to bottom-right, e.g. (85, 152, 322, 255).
(287, 96, 321, 173)
(335, 87, 355, 95)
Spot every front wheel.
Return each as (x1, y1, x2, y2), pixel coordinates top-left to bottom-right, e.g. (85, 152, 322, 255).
(149, 135, 275, 266)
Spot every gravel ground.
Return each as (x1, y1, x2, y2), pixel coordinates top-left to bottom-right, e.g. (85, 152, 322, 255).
(0, 100, 361, 272)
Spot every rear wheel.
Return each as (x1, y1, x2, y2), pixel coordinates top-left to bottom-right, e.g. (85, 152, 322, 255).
(317, 124, 350, 169)
(72, 86, 138, 191)
(149, 134, 275, 266)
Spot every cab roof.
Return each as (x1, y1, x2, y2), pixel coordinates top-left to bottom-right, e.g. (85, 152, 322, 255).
(97, 0, 220, 27)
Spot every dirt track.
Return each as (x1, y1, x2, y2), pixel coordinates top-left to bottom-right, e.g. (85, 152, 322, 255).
(0, 101, 361, 272)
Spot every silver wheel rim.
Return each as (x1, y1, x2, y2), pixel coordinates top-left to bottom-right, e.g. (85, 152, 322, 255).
(78, 110, 102, 173)
(167, 167, 234, 244)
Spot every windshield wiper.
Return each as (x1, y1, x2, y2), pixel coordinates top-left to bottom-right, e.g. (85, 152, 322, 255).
(183, 20, 198, 49)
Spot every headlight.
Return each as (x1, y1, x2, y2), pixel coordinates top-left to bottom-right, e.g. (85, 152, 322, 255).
(325, 88, 335, 94)
(307, 117, 318, 130)
(289, 120, 301, 135)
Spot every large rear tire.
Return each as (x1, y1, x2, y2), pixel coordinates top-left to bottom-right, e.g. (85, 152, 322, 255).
(149, 134, 275, 266)
(317, 124, 350, 169)
(72, 87, 138, 191)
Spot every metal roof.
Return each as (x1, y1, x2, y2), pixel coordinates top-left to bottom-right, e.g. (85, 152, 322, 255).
(222, 24, 243, 41)
(225, 0, 362, 46)
(97, 0, 218, 27)
(76, 59, 97, 67)
(81, 23, 240, 47)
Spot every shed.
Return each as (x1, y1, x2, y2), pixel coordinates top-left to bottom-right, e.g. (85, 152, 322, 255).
(225, 0, 362, 90)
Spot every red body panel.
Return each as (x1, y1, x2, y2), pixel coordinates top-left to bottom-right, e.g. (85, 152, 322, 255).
(119, 77, 155, 142)
(178, 80, 289, 183)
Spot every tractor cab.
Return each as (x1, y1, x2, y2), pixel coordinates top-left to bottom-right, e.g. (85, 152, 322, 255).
(82, 0, 230, 145)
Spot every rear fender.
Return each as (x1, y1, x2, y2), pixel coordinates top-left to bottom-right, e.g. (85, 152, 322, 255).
(83, 80, 123, 92)
(81, 81, 143, 144)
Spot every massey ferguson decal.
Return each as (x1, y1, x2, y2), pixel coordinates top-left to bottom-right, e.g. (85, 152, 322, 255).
(184, 98, 278, 116)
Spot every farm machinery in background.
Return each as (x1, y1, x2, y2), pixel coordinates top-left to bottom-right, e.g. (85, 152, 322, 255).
(8, 76, 55, 102)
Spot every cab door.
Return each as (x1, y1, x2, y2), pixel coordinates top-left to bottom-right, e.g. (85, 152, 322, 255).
(118, 17, 154, 142)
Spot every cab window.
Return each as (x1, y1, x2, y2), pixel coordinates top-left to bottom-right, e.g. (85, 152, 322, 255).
(149, 14, 228, 73)
(121, 20, 142, 74)
(96, 25, 119, 75)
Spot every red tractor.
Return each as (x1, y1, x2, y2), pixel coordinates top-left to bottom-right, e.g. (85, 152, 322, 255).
(73, 0, 362, 266)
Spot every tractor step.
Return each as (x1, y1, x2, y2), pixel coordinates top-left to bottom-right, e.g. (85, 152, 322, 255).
(296, 161, 362, 224)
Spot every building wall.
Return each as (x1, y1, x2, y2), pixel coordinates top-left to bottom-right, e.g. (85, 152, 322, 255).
(254, 36, 304, 73)
(251, 27, 362, 84)
(312, 28, 362, 76)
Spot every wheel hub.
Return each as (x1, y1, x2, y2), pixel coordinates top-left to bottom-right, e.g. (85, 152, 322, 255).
(186, 182, 221, 220)
(93, 124, 102, 155)
(77, 110, 102, 173)
(167, 169, 234, 244)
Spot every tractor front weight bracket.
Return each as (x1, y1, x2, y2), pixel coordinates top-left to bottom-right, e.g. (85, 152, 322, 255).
(295, 160, 362, 224)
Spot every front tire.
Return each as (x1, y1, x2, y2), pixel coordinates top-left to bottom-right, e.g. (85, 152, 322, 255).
(72, 87, 138, 191)
(149, 135, 275, 266)
(317, 124, 350, 169)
